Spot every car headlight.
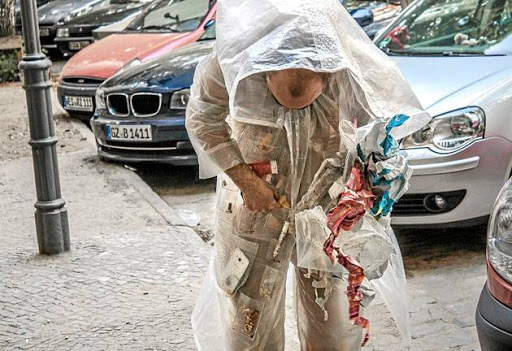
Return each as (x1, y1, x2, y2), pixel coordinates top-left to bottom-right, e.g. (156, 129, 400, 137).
(57, 28, 69, 38)
(95, 88, 106, 111)
(170, 89, 190, 110)
(488, 178, 512, 284)
(402, 106, 485, 153)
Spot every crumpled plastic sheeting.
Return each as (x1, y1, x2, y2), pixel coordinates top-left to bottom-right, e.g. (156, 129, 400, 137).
(295, 116, 416, 345)
(357, 115, 413, 218)
(296, 207, 393, 276)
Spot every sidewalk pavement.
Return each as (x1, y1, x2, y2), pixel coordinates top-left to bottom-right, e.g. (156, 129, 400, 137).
(0, 83, 211, 350)
(0, 139, 213, 351)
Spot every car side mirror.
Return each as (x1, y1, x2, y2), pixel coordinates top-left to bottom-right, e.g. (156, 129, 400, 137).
(457, 16, 470, 27)
(350, 8, 374, 27)
(204, 18, 215, 30)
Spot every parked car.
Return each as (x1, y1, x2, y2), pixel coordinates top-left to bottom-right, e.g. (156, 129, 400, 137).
(373, 0, 512, 228)
(16, 0, 106, 55)
(476, 177, 512, 350)
(54, 0, 154, 56)
(57, 0, 217, 121)
(90, 22, 216, 164)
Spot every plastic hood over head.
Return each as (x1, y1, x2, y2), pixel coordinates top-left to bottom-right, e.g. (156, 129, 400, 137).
(216, 0, 430, 138)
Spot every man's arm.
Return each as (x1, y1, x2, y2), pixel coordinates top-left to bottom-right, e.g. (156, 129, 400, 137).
(185, 51, 245, 178)
(185, 52, 280, 212)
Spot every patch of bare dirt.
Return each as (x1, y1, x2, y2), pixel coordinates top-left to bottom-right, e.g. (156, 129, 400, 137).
(0, 82, 87, 161)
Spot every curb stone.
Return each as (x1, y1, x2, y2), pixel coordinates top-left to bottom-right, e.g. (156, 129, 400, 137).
(52, 95, 210, 261)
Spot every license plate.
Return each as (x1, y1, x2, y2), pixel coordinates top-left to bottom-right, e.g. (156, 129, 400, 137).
(106, 125, 152, 141)
(39, 28, 50, 37)
(68, 41, 91, 51)
(64, 95, 94, 112)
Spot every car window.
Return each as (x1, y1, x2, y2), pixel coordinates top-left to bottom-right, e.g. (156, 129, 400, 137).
(376, 0, 512, 55)
(128, 0, 211, 33)
(199, 22, 215, 40)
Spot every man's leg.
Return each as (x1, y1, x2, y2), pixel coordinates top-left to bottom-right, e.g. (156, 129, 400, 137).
(215, 206, 295, 350)
(294, 267, 363, 351)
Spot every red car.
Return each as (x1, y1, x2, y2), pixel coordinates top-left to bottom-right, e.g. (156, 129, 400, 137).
(57, 0, 217, 121)
(476, 177, 512, 350)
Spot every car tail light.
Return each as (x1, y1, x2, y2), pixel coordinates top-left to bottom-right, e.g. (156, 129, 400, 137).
(488, 178, 512, 285)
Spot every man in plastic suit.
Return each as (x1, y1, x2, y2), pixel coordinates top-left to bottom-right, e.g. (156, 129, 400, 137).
(186, 0, 430, 350)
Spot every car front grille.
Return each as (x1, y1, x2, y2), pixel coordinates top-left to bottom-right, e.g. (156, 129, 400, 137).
(107, 94, 129, 117)
(106, 92, 162, 117)
(63, 77, 105, 86)
(131, 93, 162, 117)
(392, 190, 467, 216)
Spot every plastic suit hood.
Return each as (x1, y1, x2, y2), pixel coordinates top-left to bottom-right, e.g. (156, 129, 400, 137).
(216, 0, 430, 138)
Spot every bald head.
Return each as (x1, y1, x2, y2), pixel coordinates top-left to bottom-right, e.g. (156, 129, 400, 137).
(266, 69, 329, 110)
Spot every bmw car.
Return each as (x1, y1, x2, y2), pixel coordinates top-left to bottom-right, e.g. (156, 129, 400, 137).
(375, 0, 512, 227)
(90, 22, 216, 164)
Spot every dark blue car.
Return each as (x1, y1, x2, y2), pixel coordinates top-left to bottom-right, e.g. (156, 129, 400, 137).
(91, 22, 215, 165)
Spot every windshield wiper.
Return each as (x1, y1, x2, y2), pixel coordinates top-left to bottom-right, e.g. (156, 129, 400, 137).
(381, 47, 503, 57)
(141, 25, 179, 32)
(441, 51, 505, 57)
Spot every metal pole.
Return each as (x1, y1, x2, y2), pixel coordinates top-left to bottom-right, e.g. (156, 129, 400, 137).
(18, 0, 70, 255)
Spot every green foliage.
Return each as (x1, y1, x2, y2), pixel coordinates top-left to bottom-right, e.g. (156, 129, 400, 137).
(0, 49, 19, 83)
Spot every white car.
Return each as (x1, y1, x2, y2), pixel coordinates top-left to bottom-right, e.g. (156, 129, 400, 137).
(375, 0, 512, 227)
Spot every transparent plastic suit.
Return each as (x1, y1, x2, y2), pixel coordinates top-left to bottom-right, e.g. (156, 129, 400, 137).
(186, 0, 431, 349)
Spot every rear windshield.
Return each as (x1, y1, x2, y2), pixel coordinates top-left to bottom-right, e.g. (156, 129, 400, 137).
(128, 0, 211, 33)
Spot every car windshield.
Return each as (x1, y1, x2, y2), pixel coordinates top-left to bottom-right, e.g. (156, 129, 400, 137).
(376, 0, 512, 55)
(127, 0, 211, 32)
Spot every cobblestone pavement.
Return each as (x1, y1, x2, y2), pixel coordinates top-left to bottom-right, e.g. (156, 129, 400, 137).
(0, 83, 208, 350)
(0, 152, 209, 351)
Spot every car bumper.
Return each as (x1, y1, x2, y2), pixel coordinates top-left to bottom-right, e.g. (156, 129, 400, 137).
(57, 82, 101, 121)
(55, 36, 94, 54)
(392, 137, 512, 226)
(39, 25, 57, 49)
(476, 283, 512, 350)
(90, 114, 198, 166)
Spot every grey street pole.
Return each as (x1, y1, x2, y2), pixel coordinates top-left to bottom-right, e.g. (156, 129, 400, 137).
(18, 0, 70, 255)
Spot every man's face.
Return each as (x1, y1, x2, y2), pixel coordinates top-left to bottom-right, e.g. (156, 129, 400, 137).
(266, 69, 328, 110)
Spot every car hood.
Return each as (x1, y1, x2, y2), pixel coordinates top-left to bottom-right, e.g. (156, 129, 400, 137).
(392, 55, 512, 114)
(62, 3, 144, 27)
(60, 32, 189, 79)
(38, 0, 104, 25)
(104, 40, 215, 91)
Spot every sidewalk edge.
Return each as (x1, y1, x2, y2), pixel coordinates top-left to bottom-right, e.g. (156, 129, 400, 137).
(64, 114, 209, 259)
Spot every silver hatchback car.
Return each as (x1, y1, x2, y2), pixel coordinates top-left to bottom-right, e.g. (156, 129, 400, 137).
(375, 0, 512, 227)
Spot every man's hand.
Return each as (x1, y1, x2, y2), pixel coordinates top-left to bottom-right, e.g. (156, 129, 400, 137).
(225, 163, 282, 213)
